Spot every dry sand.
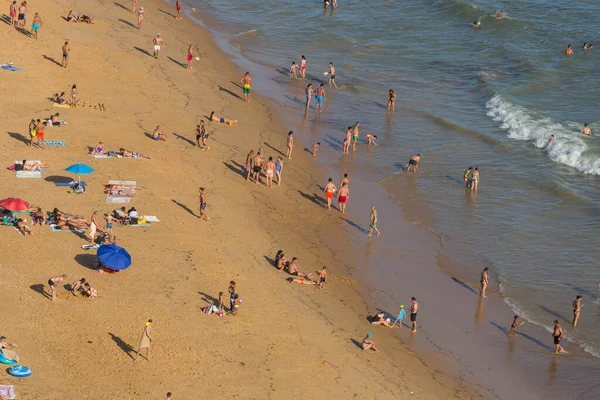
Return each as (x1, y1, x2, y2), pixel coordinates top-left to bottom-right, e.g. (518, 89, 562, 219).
(0, 0, 483, 398)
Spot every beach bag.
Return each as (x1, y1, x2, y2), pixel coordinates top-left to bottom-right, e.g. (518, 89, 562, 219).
(138, 216, 147, 224)
(108, 150, 115, 157)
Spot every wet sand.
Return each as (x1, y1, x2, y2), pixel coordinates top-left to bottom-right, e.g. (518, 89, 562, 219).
(0, 0, 484, 398)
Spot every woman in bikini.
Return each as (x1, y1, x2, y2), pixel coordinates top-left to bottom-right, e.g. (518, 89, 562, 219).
(471, 167, 480, 191)
(305, 84, 314, 109)
(245, 149, 254, 181)
(70, 84, 78, 107)
(387, 89, 396, 112)
(286, 131, 294, 159)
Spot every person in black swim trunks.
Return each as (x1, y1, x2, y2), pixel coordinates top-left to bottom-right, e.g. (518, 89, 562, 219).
(328, 62, 337, 88)
(552, 320, 564, 353)
(406, 154, 421, 174)
(48, 274, 67, 302)
(410, 297, 418, 332)
(199, 187, 209, 221)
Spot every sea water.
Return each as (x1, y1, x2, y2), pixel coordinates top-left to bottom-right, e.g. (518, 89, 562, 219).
(189, 0, 600, 394)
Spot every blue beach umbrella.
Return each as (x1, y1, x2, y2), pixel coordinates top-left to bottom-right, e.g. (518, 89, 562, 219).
(97, 244, 132, 271)
(65, 163, 94, 184)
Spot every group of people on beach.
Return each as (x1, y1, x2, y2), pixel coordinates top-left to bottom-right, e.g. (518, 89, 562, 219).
(244, 147, 284, 187)
(274, 251, 328, 288)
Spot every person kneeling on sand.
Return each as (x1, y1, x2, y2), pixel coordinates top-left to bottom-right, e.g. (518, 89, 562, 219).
(153, 125, 167, 141)
(287, 277, 317, 285)
(70, 277, 86, 295)
(209, 111, 238, 126)
(371, 311, 394, 328)
(119, 148, 151, 159)
(361, 333, 379, 351)
(84, 283, 98, 298)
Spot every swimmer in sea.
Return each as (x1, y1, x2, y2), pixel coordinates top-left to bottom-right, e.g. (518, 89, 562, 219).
(583, 42, 593, 51)
(565, 44, 574, 56)
(580, 123, 592, 136)
(544, 135, 555, 149)
(471, 21, 481, 29)
(494, 9, 504, 19)
(328, 62, 337, 88)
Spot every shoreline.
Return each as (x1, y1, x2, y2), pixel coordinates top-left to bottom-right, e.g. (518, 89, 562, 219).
(0, 0, 487, 398)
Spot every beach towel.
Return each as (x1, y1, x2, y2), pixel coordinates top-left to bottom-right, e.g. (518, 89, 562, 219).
(0, 63, 21, 72)
(10, 211, 31, 215)
(45, 141, 67, 146)
(106, 196, 131, 204)
(144, 216, 160, 222)
(51, 224, 85, 232)
(54, 181, 86, 187)
(108, 180, 136, 186)
(93, 154, 113, 158)
(0, 385, 15, 399)
(52, 103, 71, 108)
(127, 222, 150, 227)
(16, 171, 42, 178)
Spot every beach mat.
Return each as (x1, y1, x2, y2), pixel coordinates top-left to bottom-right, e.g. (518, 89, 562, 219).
(108, 180, 136, 186)
(144, 216, 160, 222)
(16, 171, 42, 178)
(10, 211, 31, 215)
(127, 223, 150, 227)
(51, 225, 85, 232)
(52, 103, 70, 108)
(106, 196, 131, 204)
(93, 154, 113, 158)
(44, 141, 67, 146)
(0, 385, 15, 399)
(54, 181, 86, 187)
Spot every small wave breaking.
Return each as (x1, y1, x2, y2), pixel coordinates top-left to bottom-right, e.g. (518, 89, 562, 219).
(486, 94, 600, 175)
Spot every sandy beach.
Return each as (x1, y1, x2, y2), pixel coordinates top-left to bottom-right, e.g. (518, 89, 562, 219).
(0, 0, 489, 398)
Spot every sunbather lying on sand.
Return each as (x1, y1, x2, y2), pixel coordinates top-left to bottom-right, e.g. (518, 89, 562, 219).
(113, 207, 128, 220)
(287, 277, 317, 285)
(14, 160, 42, 171)
(119, 148, 151, 159)
(51, 92, 70, 105)
(209, 111, 238, 126)
(16, 218, 32, 235)
(50, 208, 88, 225)
(66, 10, 94, 23)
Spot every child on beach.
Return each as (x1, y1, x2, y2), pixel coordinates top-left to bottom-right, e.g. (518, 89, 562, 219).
(231, 293, 240, 316)
(366, 134, 378, 146)
(317, 267, 327, 289)
(84, 283, 98, 298)
(290, 61, 297, 79)
(507, 315, 523, 336)
(312, 142, 321, 156)
(275, 156, 283, 185)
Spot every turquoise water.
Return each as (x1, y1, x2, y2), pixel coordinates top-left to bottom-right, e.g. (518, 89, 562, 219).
(190, 0, 600, 391)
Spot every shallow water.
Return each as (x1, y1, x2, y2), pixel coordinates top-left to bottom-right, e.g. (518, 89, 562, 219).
(188, 0, 600, 396)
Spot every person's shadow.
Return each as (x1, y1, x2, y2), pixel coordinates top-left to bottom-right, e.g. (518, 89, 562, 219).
(167, 56, 186, 69)
(297, 190, 326, 208)
(42, 55, 62, 67)
(173, 133, 195, 146)
(350, 338, 363, 350)
(143, 132, 155, 140)
(262, 142, 285, 157)
(218, 85, 243, 100)
(157, 8, 176, 18)
(7, 131, 30, 145)
(171, 199, 198, 218)
(118, 19, 137, 29)
(198, 291, 218, 305)
(113, 2, 130, 11)
(340, 217, 368, 234)
(108, 333, 136, 359)
(222, 161, 245, 178)
(30, 284, 51, 300)
(133, 46, 153, 58)
(451, 277, 479, 296)
(490, 322, 553, 351)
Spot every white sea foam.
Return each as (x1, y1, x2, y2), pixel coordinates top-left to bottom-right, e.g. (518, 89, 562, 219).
(486, 94, 600, 175)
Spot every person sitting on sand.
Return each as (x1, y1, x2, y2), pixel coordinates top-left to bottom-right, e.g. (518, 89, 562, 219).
(84, 283, 98, 298)
(153, 125, 167, 141)
(361, 333, 379, 351)
(113, 206, 128, 221)
(275, 250, 289, 270)
(51, 91, 69, 105)
(119, 148, 151, 159)
(371, 311, 394, 328)
(209, 111, 238, 126)
(286, 257, 314, 278)
(92, 141, 105, 155)
(16, 218, 32, 235)
(0, 336, 20, 363)
(46, 112, 62, 126)
(32, 208, 45, 225)
(70, 277, 86, 295)
(286, 277, 317, 285)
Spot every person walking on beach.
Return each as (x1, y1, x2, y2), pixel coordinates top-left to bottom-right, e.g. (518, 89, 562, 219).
(48, 274, 67, 302)
(580, 122, 593, 136)
(340, 173, 349, 188)
(338, 182, 349, 213)
(328, 62, 337, 88)
(286, 131, 294, 159)
(387, 89, 396, 112)
(9, 1, 17, 27)
(17, 1, 26, 28)
(137, 6, 144, 29)
(552, 320, 564, 353)
(480, 267, 489, 298)
(406, 154, 421, 174)
(471, 167, 480, 191)
(394, 305, 406, 328)
(361, 333, 379, 351)
(135, 319, 153, 361)
(300, 55, 307, 79)
(30, 12, 41, 39)
(315, 84, 326, 112)
(153, 33, 163, 58)
(88, 210, 100, 243)
(264, 157, 276, 187)
(410, 297, 418, 332)
(324, 178, 337, 211)
(305, 84, 314, 110)
(186, 44, 193, 70)
(572, 295, 584, 327)
(352, 122, 360, 151)
(131, 0, 137, 12)
(199, 187, 209, 221)
(61, 41, 70, 69)
(175, 0, 182, 19)
(368, 205, 380, 236)
(275, 156, 283, 185)
(240, 72, 252, 102)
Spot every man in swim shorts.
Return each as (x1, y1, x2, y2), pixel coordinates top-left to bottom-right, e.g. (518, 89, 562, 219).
(30, 12, 42, 39)
(337, 182, 349, 213)
(17, 1, 26, 28)
(315, 83, 325, 112)
(328, 62, 337, 88)
(264, 156, 276, 187)
(35, 119, 45, 148)
(62, 41, 70, 68)
(153, 33, 163, 58)
(352, 122, 360, 151)
(240, 72, 252, 102)
(410, 297, 418, 332)
(552, 320, 564, 353)
(153, 125, 167, 141)
(368, 205, 380, 236)
(406, 154, 421, 174)
(253, 151, 263, 184)
(48, 274, 67, 302)
(324, 178, 337, 211)
(199, 187, 209, 221)
(580, 122, 592, 136)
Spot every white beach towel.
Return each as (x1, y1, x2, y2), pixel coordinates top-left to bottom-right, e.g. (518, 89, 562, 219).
(0, 385, 15, 399)
(144, 216, 160, 222)
(106, 196, 131, 204)
(108, 180, 136, 186)
(16, 171, 42, 178)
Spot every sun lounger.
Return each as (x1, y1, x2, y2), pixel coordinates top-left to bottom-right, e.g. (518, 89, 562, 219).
(16, 171, 42, 178)
(51, 224, 85, 232)
(144, 216, 160, 222)
(54, 181, 86, 187)
(0, 384, 16, 399)
(45, 141, 67, 146)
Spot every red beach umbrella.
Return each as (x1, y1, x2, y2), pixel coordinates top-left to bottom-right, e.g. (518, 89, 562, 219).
(0, 197, 30, 211)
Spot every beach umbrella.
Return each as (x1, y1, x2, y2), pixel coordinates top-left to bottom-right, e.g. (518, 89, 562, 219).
(97, 244, 132, 271)
(64, 163, 94, 184)
(0, 197, 30, 211)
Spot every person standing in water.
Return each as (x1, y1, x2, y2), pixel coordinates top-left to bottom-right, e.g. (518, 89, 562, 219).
(387, 89, 396, 112)
(580, 123, 593, 136)
(240, 72, 252, 102)
(480, 267, 489, 298)
(290, 61, 297, 79)
(471, 167, 480, 191)
(410, 297, 418, 332)
(324, 178, 337, 211)
(300, 55, 307, 79)
(135, 319, 153, 361)
(368, 205, 380, 236)
(315, 83, 326, 112)
(507, 315, 522, 336)
(565, 44, 574, 56)
(305, 83, 315, 109)
(175, 0, 182, 19)
(464, 166, 473, 187)
(328, 62, 337, 88)
(352, 122, 360, 151)
(572, 295, 584, 327)
(552, 320, 565, 353)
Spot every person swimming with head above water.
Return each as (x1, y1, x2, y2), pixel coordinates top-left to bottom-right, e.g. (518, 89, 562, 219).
(583, 42, 593, 51)
(471, 20, 481, 28)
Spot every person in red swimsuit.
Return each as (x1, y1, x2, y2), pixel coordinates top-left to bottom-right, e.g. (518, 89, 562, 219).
(175, 0, 182, 19)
